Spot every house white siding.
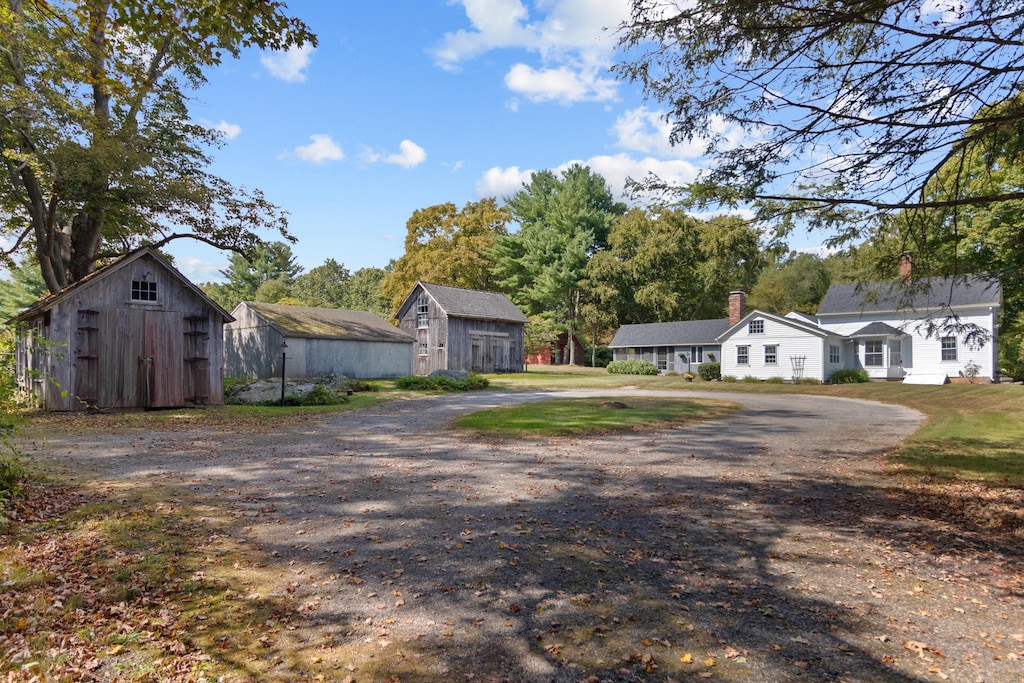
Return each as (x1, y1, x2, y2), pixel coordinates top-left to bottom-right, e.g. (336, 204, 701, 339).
(818, 305, 999, 380)
(720, 315, 829, 381)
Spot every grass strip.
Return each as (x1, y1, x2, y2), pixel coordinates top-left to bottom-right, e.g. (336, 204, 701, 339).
(451, 397, 738, 437)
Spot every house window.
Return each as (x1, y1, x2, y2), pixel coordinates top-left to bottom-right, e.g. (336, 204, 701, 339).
(418, 342, 428, 356)
(864, 340, 884, 366)
(748, 319, 764, 334)
(764, 344, 777, 365)
(690, 346, 704, 363)
(829, 344, 841, 365)
(941, 336, 957, 361)
(416, 297, 429, 328)
(657, 346, 669, 371)
(131, 280, 157, 301)
(737, 345, 749, 365)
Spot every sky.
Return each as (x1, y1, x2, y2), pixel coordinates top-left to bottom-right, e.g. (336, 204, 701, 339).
(176, 0, 804, 283)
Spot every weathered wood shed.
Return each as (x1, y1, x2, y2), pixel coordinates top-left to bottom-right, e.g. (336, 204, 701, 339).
(396, 282, 528, 375)
(224, 302, 414, 379)
(8, 247, 233, 411)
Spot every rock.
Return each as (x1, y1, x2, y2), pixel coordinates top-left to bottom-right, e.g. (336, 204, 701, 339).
(228, 374, 350, 404)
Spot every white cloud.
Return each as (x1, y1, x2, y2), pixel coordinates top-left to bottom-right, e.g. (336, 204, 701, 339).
(260, 44, 315, 82)
(475, 154, 700, 203)
(290, 134, 344, 164)
(210, 120, 242, 140)
(383, 140, 427, 168)
(505, 62, 617, 104)
(434, 0, 630, 104)
(476, 165, 534, 197)
(611, 106, 750, 158)
(178, 257, 227, 282)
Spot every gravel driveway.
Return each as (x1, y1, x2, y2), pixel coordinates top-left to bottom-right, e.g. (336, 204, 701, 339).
(21, 389, 1024, 682)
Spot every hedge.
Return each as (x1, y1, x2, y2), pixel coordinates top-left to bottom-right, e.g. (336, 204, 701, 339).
(606, 360, 659, 375)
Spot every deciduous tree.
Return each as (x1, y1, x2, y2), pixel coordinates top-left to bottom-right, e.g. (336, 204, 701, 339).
(381, 199, 508, 312)
(615, 0, 1024, 239)
(292, 258, 351, 309)
(0, 0, 315, 293)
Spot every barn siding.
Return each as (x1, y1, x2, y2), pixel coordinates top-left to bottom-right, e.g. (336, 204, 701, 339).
(304, 338, 413, 378)
(223, 304, 283, 379)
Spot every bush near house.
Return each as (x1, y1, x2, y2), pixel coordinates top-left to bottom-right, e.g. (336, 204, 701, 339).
(606, 360, 659, 375)
(395, 373, 489, 391)
(830, 369, 870, 384)
(698, 362, 721, 381)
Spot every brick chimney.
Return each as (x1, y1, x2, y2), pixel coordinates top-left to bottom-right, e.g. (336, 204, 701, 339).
(899, 252, 913, 282)
(728, 291, 746, 326)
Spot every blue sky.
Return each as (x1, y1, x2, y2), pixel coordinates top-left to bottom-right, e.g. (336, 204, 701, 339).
(177, 0, 771, 283)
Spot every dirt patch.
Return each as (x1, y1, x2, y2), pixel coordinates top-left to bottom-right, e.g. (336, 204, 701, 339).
(10, 389, 1023, 682)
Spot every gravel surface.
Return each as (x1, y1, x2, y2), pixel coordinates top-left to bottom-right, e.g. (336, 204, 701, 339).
(21, 389, 1024, 682)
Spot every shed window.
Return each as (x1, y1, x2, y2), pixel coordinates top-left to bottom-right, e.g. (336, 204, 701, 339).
(748, 319, 764, 334)
(131, 280, 157, 301)
(418, 342, 428, 356)
(737, 345, 749, 365)
(940, 336, 957, 361)
(416, 297, 429, 328)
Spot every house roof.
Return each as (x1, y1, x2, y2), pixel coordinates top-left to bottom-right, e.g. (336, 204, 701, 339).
(239, 302, 414, 343)
(7, 246, 234, 325)
(402, 282, 529, 323)
(609, 319, 730, 348)
(848, 322, 904, 338)
(817, 275, 1002, 316)
(716, 309, 830, 342)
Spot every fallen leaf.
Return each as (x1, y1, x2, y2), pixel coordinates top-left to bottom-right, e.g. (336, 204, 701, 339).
(680, 653, 693, 663)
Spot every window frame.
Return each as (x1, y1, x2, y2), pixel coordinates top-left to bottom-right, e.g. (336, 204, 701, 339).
(764, 344, 777, 365)
(736, 345, 749, 366)
(131, 279, 157, 302)
(748, 319, 764, 334)
(416, 297, 429, 328)
(690, 345, 704, 363)
(940, 336, 958, 361)
(418, 341, 429, 356)
(864, 339, 884, 367)
(829, 344, 841, 365)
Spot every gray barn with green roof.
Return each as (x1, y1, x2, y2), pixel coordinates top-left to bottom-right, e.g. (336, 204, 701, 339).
(224, 302, 414, 379)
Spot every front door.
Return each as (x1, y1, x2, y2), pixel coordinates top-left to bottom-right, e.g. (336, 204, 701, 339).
(143, 311, 185, 408)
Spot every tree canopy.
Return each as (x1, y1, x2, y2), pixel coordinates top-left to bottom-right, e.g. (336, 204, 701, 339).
(202, 241, 302, 312)
(615, 0, 1024, 239)
(0, 0, 315, 293)
(490, 165, 626, 363)
(381, 199, 508, 312)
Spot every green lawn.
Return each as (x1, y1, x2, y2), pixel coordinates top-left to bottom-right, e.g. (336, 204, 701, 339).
(490, 368, 1024, 487)
(452, 396, 738, 437)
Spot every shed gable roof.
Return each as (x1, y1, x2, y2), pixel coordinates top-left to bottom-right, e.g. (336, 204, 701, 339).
(403, 282, 528, 323)
(610, 319, 730, 348)
(7, 246, 233, 325)
(239, 302, 414, 343)
(817, 275, 1001, 316)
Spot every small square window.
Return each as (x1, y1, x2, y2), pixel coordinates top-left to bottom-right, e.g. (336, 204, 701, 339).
(764, 344, 777, 365)
(748, 319, 764, 334)
(131, 280, 157, 301)
(737, 345, 749, 365)
(941, 336, 957, 361)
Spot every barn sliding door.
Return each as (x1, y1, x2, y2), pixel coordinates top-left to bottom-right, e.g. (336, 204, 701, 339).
(143, 311, 185, 408)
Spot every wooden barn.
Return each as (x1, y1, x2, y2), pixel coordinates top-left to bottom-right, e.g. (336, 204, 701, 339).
(396, 282, 528, 375)
(8, 247, 233, 411)
(224, 302, 414, 379)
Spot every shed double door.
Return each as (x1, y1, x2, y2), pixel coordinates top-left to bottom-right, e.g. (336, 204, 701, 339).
(102, 310, 184, 408)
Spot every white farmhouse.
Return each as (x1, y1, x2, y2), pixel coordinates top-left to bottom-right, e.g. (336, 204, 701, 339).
(718, 274, 1003, 383)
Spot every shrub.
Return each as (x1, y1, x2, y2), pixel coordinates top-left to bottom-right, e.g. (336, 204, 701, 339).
(394, 373, 489, 391)
(606, 360, 659, 375)
(766, 376, 786, 384)
(742, 375, 760, 383)
(830, 369, 870, 384)
(347, 380, 378, 393)
(698, 362, 721, 381)
(793, 377, 822, 385)
(722, 375, 737, 383)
